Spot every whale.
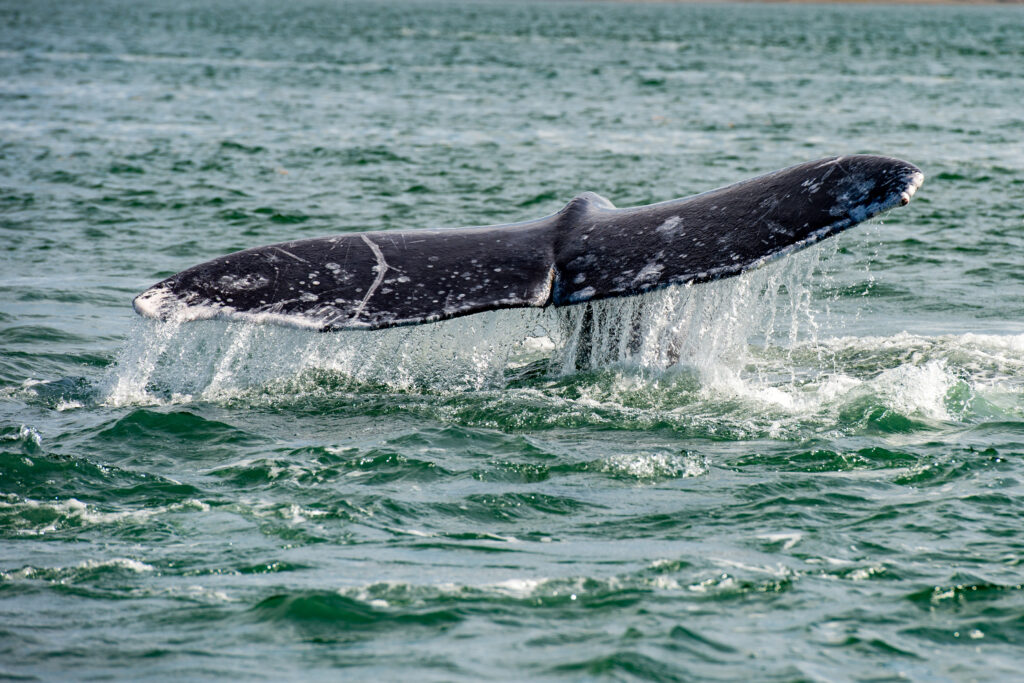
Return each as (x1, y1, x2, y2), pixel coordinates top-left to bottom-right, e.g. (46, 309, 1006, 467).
(133, 155, 923, 331)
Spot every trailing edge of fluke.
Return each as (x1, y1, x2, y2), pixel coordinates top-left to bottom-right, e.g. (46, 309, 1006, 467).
(134, 155, 924, 331)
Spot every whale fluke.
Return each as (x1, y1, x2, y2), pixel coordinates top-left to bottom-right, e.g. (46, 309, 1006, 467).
(134, 155, 923, 331)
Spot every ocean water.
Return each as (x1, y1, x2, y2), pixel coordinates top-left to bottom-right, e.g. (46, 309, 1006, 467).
(3, 0, 1024, 679)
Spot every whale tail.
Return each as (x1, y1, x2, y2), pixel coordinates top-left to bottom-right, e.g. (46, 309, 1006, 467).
(134, 155, 923, 331)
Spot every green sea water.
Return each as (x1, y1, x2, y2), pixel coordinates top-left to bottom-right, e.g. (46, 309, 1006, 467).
(3, 0, 1024, 679)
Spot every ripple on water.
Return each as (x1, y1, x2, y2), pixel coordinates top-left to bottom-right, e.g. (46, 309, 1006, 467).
(4, 1, 1024, 679)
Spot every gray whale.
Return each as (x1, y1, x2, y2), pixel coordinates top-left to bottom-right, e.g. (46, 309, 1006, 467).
(134, 155, 923, 331)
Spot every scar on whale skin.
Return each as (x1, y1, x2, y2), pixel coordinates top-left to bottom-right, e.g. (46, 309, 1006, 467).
(134, 155, 924, 331)
(348, 234, 392, 324)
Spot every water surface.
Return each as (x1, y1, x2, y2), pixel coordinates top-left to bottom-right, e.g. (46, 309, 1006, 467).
(2, 0, 1024, 679)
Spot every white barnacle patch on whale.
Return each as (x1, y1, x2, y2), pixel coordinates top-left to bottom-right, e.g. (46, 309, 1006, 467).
(569, 286, 596, 303)
(216, 273, 270, 292)
(656, 215, 682, 233)
(568, 253, 597, 270)
(830, 177, 878, 217)
(633, 265, 664, 285)
(132, 286, 176, 319)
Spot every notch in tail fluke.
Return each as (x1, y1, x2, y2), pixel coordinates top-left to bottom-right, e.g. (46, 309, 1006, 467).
(133, 155, 923, 331)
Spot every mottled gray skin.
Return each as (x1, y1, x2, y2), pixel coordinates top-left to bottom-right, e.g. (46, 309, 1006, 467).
(134, 155, 923, 331)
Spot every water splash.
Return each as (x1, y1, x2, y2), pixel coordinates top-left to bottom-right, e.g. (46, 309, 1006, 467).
(102, 245, 831, 405)
(547, 246, 828, 379)
(98, 238, 1024, 434)
(102, 305, 551, 404)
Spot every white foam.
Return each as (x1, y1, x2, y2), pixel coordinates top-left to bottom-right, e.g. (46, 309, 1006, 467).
(75, 557, 155, 573)
(757, 532, 802, 550)
(1, 496, 210, 535)
(489, 578, 548, 597)
(873, 359, 954, 421)
(602, 452, 708, 479)
(4, 425, 42, 447)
